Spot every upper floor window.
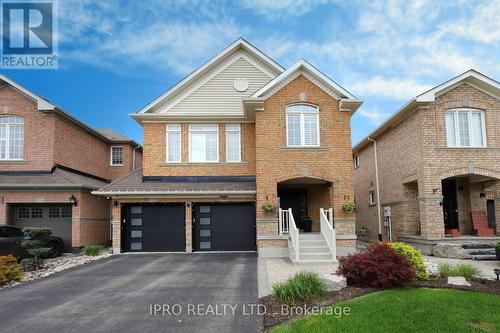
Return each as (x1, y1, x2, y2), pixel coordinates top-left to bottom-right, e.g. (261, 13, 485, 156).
(445, 109, 486, 147)
(110, 146, 123, 166)
(167, 124, 182, 163)
(189, 124, 218, 162)
(226, 124, 241, 162)
(353, 155, 360, 168)
(0, 116, 24, 160)
(286, 104, 319, 147)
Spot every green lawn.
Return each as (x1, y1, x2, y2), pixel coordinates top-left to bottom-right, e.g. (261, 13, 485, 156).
(271, 288, 500, 333)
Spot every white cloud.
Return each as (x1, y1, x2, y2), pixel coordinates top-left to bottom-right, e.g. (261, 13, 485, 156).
(347, 76, 432, 99)
(356, 107, 391, 126)
(237, 0, 333, 18)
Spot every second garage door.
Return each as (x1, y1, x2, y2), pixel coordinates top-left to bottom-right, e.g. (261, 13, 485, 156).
(193, 203, 256, 251)
(123, 204, 185, 252)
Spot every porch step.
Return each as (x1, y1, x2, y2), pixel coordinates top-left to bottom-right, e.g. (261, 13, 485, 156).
(462, 243, 494, 249)
(300, 239, 327, 247)
(299, 253, 333, 261)
(300, 245, 330, 254)
(465, 248, 495, 256)
(299, 233, 324, 239)
(470, 254, 497, 261)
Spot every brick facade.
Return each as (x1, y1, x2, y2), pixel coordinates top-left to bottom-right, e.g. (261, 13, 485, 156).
(354, 83, 500, 243)
(0, 82, 141, 249)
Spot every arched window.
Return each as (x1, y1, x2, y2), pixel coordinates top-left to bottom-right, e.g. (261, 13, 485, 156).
(286, 104, 319, 147)
(0, 116, 24, 160)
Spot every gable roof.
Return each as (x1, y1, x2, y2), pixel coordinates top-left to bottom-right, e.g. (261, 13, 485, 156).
(0, 75, 140, 147)
(252, 59, 357, 100)
(353, 69, 500, 153)
(135, 38, 284, 115)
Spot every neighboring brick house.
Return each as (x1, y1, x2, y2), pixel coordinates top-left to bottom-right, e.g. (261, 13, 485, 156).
(93, 38, 362, 261)
(0, 75, 142, 251)
(353, 70, 500, 253)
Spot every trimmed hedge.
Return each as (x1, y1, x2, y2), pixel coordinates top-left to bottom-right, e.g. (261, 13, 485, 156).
(389, 242, 428, 280)
(0, 255, 23, 286)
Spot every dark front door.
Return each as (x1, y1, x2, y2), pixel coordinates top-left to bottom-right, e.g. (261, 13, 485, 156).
(278, 189, 308, 229)
(193, 203, 256, 251)
(123, 204, 185, 252)
(442, 179, 459, 230)
(486, 199, 495, 229)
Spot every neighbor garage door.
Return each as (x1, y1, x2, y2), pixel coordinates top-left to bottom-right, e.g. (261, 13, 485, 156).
(193, 203, 256, 251)
(123, 204, 185, 252)
(10, 204, 73, 250)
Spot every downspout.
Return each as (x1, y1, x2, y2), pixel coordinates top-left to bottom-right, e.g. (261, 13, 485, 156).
(367, 137, 382, 242)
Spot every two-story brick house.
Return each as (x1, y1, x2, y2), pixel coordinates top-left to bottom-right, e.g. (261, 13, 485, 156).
(353, 70, 499, 254)
(94, 38, 362, 261)
(0, 75, 142, 251)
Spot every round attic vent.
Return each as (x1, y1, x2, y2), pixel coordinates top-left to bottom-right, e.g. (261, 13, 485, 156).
(233, 79, 249, 92)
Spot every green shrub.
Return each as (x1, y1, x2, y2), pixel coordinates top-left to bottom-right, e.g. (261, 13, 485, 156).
(342, 202, 356, 212)
(21, 227, 52, 271)
(389, 242, 428, 280)
(438, 263, 480, 280)
(82, 245, 104, 256)
(272, 271, 327, 304)
(20, 257, 44, 272)
(495, 242, 500, 250)
(0, 255, 23, 285)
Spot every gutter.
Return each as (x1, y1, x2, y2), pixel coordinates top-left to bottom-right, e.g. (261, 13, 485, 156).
(367, 136, 383, 242)
(92, 190, 257, 196)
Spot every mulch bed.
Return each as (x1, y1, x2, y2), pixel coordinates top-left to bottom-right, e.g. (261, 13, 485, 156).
(260, 278, 500, 331)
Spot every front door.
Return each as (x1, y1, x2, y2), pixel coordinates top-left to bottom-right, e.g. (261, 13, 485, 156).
(442, 179, 459, 230)
(278, 189, 307, 230)
(486, 200, 495, 231)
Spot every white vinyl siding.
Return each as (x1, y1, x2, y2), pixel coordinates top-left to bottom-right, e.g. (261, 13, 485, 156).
(0, 116, 24, 160)
(286, 104, 319, 147)
(110, 146, 123, 166)
(445, 109, 486, 147)
(164, 57, 274, 116)
(189, 125, 219, 162)
(226, 124, 241, 162)
(166, 124, 182, 162)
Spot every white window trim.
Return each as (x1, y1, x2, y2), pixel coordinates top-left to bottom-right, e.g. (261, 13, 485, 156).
(353, 155, 360, 169)
(286, 104, 320, 147)
(369, 190, 375, 205)
(166, 124, 182, 163)
(0, 116, 24, 161)
(225, 124, 241, 163)
(110, 146, 124, 166)
(446, 108, 487, 148)
(188, 124, 219, 163)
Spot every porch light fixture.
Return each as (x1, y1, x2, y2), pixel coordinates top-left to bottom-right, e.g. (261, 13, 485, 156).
(69, 195, 78, 207)
(432, 188, 440, 194)
(479, 193, 486, 198)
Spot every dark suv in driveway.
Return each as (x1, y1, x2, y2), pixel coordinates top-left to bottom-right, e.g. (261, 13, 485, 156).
(0, 226, 64, 259)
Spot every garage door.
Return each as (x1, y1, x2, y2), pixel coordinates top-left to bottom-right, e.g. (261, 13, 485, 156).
(193, 203, 256, 251)
(123, 204, 185, 252)
(10, 204, 72, 251)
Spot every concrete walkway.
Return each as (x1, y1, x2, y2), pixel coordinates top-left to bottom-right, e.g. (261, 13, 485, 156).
(423, 255, 499, 280)
(258, 257, 338, 297)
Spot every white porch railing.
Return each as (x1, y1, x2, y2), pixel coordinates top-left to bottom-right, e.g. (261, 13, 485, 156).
(279, 208, 299, 261)
(278, 208, 290, 234)
(320, 208, 336, 260)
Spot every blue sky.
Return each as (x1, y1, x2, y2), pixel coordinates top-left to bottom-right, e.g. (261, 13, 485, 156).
(2, 0, 499, 145)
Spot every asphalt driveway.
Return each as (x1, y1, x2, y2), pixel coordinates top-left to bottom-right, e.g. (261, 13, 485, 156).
(0, 253, 260, 333)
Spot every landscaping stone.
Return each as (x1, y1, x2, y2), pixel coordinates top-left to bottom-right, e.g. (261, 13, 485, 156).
(447, 276, 471, 286)
(432, 243, 472, 259)
(0, 250, 111, 289)
(322, 274, 347, 291)
(424, 261, 439, 276)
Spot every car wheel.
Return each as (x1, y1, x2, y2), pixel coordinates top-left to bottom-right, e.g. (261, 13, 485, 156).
(47, 242, 60, 258)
